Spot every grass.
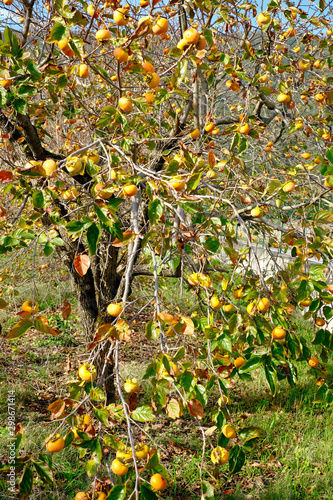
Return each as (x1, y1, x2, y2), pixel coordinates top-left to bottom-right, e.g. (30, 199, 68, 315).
(0, 262, 333, 499)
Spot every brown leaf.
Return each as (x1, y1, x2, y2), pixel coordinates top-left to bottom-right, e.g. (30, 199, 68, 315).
(74, 254, 90, 276)
(88, 324, 117, 350)
(61, 300, 71, 319)
(187, 399, 204, 419)
(15, 423, 23, 435)
(112, 231, 136, 247)
(0, 170, 13, 182)
(181, 316, 195, 335)
(47, 399, 65, 419)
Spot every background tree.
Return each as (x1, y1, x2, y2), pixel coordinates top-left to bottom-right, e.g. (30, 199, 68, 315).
(0, 0, 333, 497)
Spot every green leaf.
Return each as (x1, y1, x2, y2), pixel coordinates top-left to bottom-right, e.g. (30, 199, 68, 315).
(229, 445, 246, 474)
(66, 220, 91, 234)
(238, 137, 248, 154)
(230, 132, 240, 151)
(202, 480, 215, 500)
(26, 59, 42, 80)
(326, 147, 333, 164)
(264, 364, 277, 396)
(140, 484, 158, 500)
(146, 450, 159, 469)
(145, 320, 159, 340)
(176, 59, 188, 87)
(106, 485, 127, 500)
(48, 21, 69, 42)
(87, 223, 101, 256)
(93, 407, 110, 425)
(238, 426, 264, 443)
(204, 237, 219, 252)
(19, 466, 33, 499)
(229, 314, 242, 335)
(131, 404, 155, 422)
(309, 264, 326, 281)
(32, 459, 54, 485)
(148, 199, 164, 226)
(313, 384, 327, 403)
(44, 241, 55, 256)
(239, 355, 264, 373)
(187, 172, 202, 191)
(6, 319, 33, 340)
(32, 190, 45, 209)
(0, 298, 8, 308)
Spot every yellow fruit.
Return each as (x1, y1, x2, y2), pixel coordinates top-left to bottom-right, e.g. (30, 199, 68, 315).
(94, 183, 112, 199)
(257, 12, 271, 26)
(223, 304, 234, 313)
(251, 206, 263, 218)
(150, 473, 167, 491)
(257, 297, 270, 312)
(118, 97, 133, 112)
(301, 152, 311, 159)
(277, 93, 290, 103)
(22, 300, 38, 314)
(170, 179, 185, 192)
(315, 318, 325, 327)
(113, 8, 129, 26)
(283, 182, 295, 193)
(190, 128, 200, 140)
(114, 48, 128, 63)
(299, 60, 310, 71)
(107, 303, 123, 316)
(183, 27, 199, 44)
(75, 493, 89, 500)
(233, 288, 243, 299)
(0, 79, 11, 88)
(124, 378, 139, 394)
(135, 444, 149, 459)
(78, 363, 96, 382)
(258, 74, 268, 83)
(300, 298, 311, 307)
(222, 424, 236, 439)
(308, 357, 319, 368)
(211, 446, 229, 464)
(239, 123, 250, 134)
(205, 122, 215, 133)
(79, 64, 89, 79)
(41, 159, 57, 176)
(314, 93, 325, 102)
(123, 184, 138, 196)
(210, 295, 222, 310)
(62, 187, 79, 201)
(152, 18, 169, 35)
(116, 448, 133, 460)
(272, 326, 286, 339)
(226, 80, 240, 91)
(87, 4, 98, 17)
(247, 301, 255, 315)
(234, 357, 245, 368)
(111, 458, 128, 475)
(46, 434, 65, 453)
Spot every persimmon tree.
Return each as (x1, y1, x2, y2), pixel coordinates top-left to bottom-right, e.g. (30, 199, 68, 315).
(1, 0, 333, 497)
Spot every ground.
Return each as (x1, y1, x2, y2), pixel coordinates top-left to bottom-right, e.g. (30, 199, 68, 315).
(0, 275, 333, 500)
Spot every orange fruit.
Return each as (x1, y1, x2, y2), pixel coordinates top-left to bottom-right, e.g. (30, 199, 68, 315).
(308, 357, 319, 368)
(152, 18, 169, 35)
(46, 434, 65, 453)
(257, 297, 270, 312)
(170, 179, 185, 192)
(75, 493, 89, 500)
(272, 326, 286, 339)
(234, 357, 245, 368)
(146, 72, 160, 89)
(124, 379, 139, 394)
(190, 128, 200, 140)
(239, 123, 250, 134)
(142, 61, 155, 73)
(257, 12, 271, 26)
(114, 48, 128, 63)
(183, 27, 199, 44)
(150, 473, 167, 491)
